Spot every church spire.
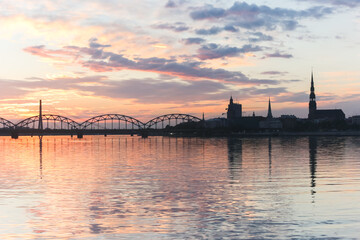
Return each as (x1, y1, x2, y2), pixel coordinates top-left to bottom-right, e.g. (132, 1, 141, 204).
(310, 70, 315, 100)
(267, 98, 273, 118)
(308, 70, 317, 119)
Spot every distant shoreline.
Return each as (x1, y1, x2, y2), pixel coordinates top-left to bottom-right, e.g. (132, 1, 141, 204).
(1, 131, 360, 138)
(231, 131, 360, 137)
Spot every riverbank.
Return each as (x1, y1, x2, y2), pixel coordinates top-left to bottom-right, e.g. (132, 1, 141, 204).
(231, 131, 360, 137)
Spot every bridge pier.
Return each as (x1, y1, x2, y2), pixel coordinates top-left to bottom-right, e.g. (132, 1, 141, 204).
(140, 130, 148, 138)
(10, 130, 18, 139)
(77, 131, 83, 139)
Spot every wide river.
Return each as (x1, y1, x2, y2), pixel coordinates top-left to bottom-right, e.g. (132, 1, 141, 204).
(0, 135, 359, 239)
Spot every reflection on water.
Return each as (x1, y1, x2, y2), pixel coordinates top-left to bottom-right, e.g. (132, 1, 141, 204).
(0, 136, 360, 239)
(39, 136, 43, 179)
(268, 137, 272, 178)
(227, 137, 242, 180)
(309, 136, 317, 198)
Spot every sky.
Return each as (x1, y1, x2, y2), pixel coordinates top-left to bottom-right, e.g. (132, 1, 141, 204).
(0, 0, 359, 122)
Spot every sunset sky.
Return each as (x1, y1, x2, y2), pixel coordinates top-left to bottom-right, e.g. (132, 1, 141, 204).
(0, 0, 359, 122)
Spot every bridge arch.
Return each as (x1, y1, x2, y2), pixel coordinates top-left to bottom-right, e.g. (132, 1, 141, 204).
(81, 114, 144, 130)
(16, 115, 80, 130)
(145, 114, 201, 129)
(0, 117, 16, 129)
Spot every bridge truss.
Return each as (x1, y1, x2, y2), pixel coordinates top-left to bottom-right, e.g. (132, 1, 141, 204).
(0, 117, 15, 129)
(145, 114, 201, 129)
(0, 113, 202, 138)
(81, 114, 144, 130)
(16, 115, 80, 130)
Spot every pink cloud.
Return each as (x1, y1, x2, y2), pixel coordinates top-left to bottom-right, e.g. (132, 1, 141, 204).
(23, 40, 278, 86)
(23, 45, 77, 62)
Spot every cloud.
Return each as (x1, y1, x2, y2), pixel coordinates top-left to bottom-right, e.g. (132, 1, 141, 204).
(0, 79, 30, 98)
(228, 2, 332, 19)
(281, 20, 299, 31)
(275, 91, 341, 104)
(182, 38, 206, 45)
(190, 6, 226, 20)
(24, 40, 278, 85)
(23, 45, 78, 63)
(221, 86, 290, 102)
(197, 43, 262, 60)
(298, 0, 360, 7)
(261, 71, 288, 75)
(275, 92, 308, 103)
(89, 38, 111, 48)
(165, 0, 187, 8)
(0, 76, 228, 104)
(249, 32, 273, 42)
(195, 26, 223, 35)
(0, 75, 294, 105)
(252, 87, 287, 95)
(223, 25, 239, 32)
(88, 78, 233, 103)
(152, 22, 189, 32)
(195, 25, 239, 35)
(264, 52, 293, 58)
(165, 0, 176, 8)
(190, 2, 333, 31)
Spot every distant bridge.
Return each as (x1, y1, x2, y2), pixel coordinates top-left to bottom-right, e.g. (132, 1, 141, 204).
(0, 113, 203, 138)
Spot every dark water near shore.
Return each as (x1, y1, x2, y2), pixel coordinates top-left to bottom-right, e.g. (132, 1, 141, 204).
(0, 136, 359, 239)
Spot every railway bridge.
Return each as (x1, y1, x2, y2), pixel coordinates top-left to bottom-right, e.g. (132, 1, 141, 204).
(0, 113, 203, 139)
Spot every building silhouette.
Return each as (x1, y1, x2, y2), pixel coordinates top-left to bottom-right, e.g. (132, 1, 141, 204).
(308, 72, 345, 121)
(227, 96, 242, 127)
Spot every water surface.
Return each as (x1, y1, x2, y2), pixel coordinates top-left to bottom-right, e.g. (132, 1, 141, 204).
(0, 136, 359, 239)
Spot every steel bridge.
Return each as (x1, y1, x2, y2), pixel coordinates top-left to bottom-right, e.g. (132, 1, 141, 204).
(0, 113, 203, 138)
(145, 114, 201, 129)
(16, 114, 80, 130)
(0, 117, 15, 129)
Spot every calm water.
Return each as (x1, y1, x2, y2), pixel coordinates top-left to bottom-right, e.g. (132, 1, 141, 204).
(0, 136, 359, 239)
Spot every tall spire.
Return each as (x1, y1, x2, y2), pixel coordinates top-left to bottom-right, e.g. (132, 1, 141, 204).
(230, 95, 233, 105)
(38, 100, 43, 131)
(267, 98, 273, 118)
(309, 70, 317, 119)
(310, 70, 315, 100)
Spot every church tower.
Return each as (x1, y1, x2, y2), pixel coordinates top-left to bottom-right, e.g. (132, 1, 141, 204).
(308, 71, 317, 119)
(227, 96, 242, 127)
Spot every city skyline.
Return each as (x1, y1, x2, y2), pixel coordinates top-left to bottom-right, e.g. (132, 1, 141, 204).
(1, 0, 359, 122)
